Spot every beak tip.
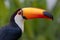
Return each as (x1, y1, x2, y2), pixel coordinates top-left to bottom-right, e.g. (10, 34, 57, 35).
(44, 12, 53, 20)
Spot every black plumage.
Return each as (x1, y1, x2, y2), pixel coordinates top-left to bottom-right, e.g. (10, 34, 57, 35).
(0, 9, 22, 40)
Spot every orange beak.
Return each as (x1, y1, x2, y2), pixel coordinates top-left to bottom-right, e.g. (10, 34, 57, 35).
(22, 7, 53, 20)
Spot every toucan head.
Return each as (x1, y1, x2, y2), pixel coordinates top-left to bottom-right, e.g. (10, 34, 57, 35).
(16, 7, 53, 20)
(11, 7, 53, 32)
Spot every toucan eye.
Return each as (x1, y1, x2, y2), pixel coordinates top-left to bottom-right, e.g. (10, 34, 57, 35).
(18, 12, 21, 15)
(18, 10, 22, 15)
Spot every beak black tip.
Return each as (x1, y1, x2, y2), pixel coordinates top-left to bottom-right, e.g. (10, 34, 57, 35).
(44, 12, 53, 20)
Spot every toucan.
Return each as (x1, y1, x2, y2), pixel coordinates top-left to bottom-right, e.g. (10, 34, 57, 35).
(0, 7, 53, 40)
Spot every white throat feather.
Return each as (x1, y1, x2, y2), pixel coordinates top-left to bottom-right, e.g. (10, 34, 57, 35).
(14, 14, 24, 32)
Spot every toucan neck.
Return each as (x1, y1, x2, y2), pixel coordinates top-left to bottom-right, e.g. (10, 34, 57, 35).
(14, 15, 24, 32)
(10, 9, 24, 32)
(10, 8, 24, 32)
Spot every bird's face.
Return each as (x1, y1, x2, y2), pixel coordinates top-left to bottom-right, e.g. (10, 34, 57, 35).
(14, 8, 53, 32)
(17, 8, 53, 20)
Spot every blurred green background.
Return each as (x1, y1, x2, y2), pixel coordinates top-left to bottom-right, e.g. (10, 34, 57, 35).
(0, 0, 60, 40)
